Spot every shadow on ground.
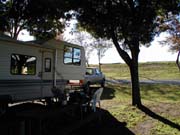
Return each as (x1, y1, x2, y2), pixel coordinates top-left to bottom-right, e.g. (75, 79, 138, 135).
(138, 105, 180, 131)
(101, 86, 115, 100)
(71, 109, 134, 135)
(89, 86, 115, 100)
(0, 103, 134, 135)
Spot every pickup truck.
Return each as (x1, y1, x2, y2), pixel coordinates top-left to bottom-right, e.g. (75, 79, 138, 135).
(83, 67, 105, 93)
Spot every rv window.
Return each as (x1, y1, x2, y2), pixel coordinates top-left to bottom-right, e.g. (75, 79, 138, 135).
(64, 47, 73, 58)
(64, 46, 81, 65)
(11, 54, 36, 75)
(45, 58, 51, 72)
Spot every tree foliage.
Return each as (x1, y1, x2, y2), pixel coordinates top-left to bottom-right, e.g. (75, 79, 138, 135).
(158, 14, 180, 70)
(92, 38, 112, 71)
(64, 30, 94, 66)
(71, 0, 180, 106)
(0, 0, 70, 40)
(159, 14, 180, 51)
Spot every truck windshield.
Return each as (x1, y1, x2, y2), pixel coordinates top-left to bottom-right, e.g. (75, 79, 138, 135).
(86, 68, 93, 75)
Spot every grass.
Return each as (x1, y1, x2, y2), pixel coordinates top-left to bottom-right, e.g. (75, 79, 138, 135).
(100, 62, 180, 80)
(98, 62, 180, 135)
(101, 83, 180, 135)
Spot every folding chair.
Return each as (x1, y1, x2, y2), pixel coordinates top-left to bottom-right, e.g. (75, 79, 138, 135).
(80, 87, 103, 119)
(89, 87, 103, 112)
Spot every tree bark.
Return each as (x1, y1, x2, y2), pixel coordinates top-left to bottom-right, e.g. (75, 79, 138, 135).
(129, 39, 142, 106)
(129, 52, 142, 106)
(111, 31, 142, 106)
(98, 50, 102, 71)
(176, 50, 180, 71)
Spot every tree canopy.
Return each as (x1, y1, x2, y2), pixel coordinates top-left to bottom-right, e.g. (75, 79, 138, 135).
(0, 0, 71, 40)
(92, 38, 112, 71)
(71, 0, 180, 106)
(158, 14, 180, 70)
(0, 0, 179, 106)
(160, 15, 180, 52)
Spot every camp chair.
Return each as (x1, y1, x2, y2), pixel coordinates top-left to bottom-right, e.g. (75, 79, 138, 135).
(89, 87, 103, 112)
(80, 87, 103, 119)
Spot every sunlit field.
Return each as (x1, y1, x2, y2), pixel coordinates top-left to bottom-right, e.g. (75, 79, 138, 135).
(99, 62, 180, 134)
(100, 62, 180, 80)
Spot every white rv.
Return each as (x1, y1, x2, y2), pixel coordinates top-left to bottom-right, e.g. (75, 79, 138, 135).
(0, 37, 86, 106)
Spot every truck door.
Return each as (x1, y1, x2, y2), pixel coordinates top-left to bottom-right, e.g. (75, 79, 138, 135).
(94, 68, 102, 83)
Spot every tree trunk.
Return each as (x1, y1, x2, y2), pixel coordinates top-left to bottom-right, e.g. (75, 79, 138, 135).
(129, 56, 142, 106)
(129, 39, 142, 106)
(176, 50, 180, 71)
(111, 31, 142, 106)
(98, 50, 101, 71)
(86, 59, 90, 67)
(99, 62, 102, 72)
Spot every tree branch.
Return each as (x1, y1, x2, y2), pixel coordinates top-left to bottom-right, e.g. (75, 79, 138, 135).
(16, 20, 28, 38)
(111, 30, 132, 66)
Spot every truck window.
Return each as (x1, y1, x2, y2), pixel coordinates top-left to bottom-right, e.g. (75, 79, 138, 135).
(86, 68, 93, 75)
(11, 54, 36, 75)
(95, 69, 101, 75)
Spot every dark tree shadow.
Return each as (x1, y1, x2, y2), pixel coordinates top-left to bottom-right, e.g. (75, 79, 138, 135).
(89, 86, 115, 100)
(0, 103, 135, 135)
(138, 105, 180, 131)
(71, 108, 135, 135)
(101, 87, 115, 100)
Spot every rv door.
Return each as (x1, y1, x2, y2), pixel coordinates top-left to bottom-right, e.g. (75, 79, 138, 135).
(41, 51, 54, 82)
(38, 50, 55, 98)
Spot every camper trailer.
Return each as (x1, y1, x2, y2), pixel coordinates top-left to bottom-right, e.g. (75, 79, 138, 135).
(0, 37, 86, 107)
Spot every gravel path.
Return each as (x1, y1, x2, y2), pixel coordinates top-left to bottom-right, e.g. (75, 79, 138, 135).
(106, 79, 180, 85)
